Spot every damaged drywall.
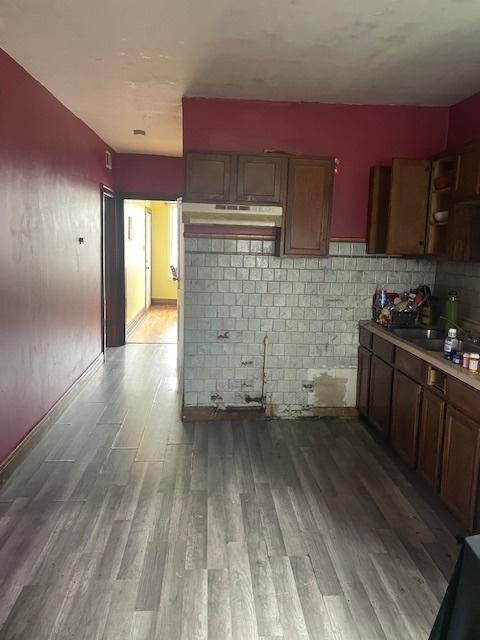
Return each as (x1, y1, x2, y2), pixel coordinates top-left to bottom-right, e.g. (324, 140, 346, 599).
(306, 369, 357, 408)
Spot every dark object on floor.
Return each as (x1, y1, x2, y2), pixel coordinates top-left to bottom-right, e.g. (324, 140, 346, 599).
(428, 534, 480, 639)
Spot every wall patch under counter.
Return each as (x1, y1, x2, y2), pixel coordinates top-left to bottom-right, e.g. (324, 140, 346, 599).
(183, 239, 435, 417)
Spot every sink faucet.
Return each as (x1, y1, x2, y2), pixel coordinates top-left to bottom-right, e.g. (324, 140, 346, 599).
(439, 317, 480, 344)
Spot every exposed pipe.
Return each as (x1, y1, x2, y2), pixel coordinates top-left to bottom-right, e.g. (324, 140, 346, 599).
(245, 334, 268, 408)
(262, 334, 268, 406)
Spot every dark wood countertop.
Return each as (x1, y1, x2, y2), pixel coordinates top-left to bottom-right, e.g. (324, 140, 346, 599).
(360, 320, 480, 392)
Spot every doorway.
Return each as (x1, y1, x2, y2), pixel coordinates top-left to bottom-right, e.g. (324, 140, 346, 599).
(124, 199, 179, 344)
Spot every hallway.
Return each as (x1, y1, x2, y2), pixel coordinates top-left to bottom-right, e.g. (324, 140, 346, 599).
(128, 305, 177, 344)
(0, 344, 459, 639)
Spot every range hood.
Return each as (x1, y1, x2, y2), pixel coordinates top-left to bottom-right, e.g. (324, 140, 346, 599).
(181, 202, 283, 227)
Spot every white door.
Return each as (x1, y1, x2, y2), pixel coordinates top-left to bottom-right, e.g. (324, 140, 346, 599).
(176, 200, 184, 412)
(145, 210, 152, 310)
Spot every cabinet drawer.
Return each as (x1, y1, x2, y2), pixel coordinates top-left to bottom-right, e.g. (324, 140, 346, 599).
(447, 377, 480, 422)
(372, 334, 395, 363)
(359, 327, 372, 350)
(395, 349, 426, 384)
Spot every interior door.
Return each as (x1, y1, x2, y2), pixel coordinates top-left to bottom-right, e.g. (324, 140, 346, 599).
(103, 190, 125, 347)
(145, 210, 152, 310)
(176, 200, 185, 414)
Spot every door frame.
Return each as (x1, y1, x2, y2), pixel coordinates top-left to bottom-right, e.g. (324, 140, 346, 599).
(118, 190, 182, 329)
(103, 190, 182, 349)
(119, 191, 183, 414)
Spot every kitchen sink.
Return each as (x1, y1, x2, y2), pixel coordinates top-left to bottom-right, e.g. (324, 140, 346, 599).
(391, 328, 444, 340)
(409, 338, 445, 352)
(407, 338, 480, 354)
(385, 326, 480, 355)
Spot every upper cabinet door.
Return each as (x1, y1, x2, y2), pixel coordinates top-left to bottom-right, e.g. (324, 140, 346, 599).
(236, 155, 287, 204)
(283, 157, 334, 256)
(455, 145, 480, 199)
(385, 159, 431, 255)
(446, 203, 480, 262)
(184, 152, 234, 202)
(366, 166, 391, 254)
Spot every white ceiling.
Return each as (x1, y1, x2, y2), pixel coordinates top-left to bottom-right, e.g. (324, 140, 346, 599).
(2, 0, 480, 156)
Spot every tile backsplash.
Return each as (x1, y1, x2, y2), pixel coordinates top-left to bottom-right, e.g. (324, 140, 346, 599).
(435, 261, 480, 324)
(183, 239, 436, 417)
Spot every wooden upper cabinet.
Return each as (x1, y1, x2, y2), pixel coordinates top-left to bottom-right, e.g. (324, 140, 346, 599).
(184, 152, 234, 202)
(236, 155, 286, 204)
(385, 159, 431, 255)
(390, 370, 422, 466)
(283, 157, 334, 256)
(454, 145, 480, 199)
(367, 166, 391, 254)
(440, 406, 480, 530)
(446, 202, 480, 262)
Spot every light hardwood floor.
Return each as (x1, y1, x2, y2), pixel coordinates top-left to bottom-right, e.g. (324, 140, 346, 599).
(0, 343, 461, 639)
(128, 305, 177, 344)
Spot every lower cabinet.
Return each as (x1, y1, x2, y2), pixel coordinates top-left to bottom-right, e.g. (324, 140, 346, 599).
(368, 356, 393, 437)
(357, 327, 480, 532)
(390, 371, 422, 466)
(417, 389, 445, 490)
(440, 406, 480, 531)
(357, 347, 371, 417)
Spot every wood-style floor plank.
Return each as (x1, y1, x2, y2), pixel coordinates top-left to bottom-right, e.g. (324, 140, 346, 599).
(0, 343, 461, 639)
(208, 568, 232, 640)
(128, 305, 177, 344)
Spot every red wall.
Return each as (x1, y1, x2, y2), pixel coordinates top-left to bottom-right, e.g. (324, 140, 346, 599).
(0, 49, 113, 463)
(447, 91, 480, 149)
(183, 98, 449, 238)
(115, 153, 183, 196)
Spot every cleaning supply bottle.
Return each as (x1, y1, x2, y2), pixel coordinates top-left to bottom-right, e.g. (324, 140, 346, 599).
(372, 287, 387, 321)
(444, 328, 458, 361)
(443, 291, 459, 331)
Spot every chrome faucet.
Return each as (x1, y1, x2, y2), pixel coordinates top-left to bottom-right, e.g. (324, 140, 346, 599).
(439, 317, 480, 344)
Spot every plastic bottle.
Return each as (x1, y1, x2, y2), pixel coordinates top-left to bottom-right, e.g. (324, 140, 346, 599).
(372, 287, 388, 321)
(444, 328, 458, 361)
(443, 291, 459, 331)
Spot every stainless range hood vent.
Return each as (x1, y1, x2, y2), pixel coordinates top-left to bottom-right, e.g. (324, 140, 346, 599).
(181, 202, 283, 227)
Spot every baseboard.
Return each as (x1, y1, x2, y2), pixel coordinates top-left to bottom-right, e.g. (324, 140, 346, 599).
(182, 405, 358, 422)
(306, 407, 359, 417)
(152, 298, 177, 306)
(126, 308, 145, 335)
(0, 352, 104, 486)
(182, 405, 266, 422)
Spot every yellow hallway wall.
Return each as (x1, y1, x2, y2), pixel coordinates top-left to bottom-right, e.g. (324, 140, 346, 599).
(124, 200, 147, 326)
(150, 201, 177, 301)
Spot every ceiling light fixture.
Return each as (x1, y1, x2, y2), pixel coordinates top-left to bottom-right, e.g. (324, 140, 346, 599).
(133, 129, 146, 136)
